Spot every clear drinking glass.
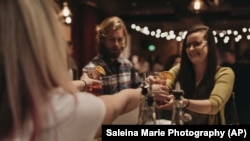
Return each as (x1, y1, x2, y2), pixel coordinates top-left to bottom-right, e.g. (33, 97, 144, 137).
(153, 71, 167, 124)
(153, 72, 166, 86)
(86, 67, 102, 96)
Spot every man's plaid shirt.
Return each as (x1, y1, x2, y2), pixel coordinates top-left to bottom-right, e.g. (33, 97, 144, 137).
(83, 55, 142, 94)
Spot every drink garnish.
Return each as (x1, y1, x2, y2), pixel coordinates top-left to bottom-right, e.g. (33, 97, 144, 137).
(94, 66, 106, 75)
(158, 71, 174, 80)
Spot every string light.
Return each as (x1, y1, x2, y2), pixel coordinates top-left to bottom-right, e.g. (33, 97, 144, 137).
(130, 23, 250, 44)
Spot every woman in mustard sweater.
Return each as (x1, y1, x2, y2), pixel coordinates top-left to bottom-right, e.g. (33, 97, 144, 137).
(154, 25, 235, 124)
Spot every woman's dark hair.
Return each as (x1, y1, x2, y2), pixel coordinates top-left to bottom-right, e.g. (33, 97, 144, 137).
(177, 25, 219, 99)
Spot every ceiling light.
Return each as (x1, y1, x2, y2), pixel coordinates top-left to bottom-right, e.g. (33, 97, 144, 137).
(207, 0, 223, 7)
(188, 0, 207, 14)
(59, 2, 72, 24)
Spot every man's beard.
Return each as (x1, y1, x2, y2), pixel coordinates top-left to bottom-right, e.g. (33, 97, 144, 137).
(98, 43, 123, 59)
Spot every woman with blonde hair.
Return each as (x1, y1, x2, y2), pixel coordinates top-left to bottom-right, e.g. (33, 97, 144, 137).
(0, 0, 166, 140)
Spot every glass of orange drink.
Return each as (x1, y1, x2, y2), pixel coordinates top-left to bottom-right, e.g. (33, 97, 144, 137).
(86, 66, 106, 96)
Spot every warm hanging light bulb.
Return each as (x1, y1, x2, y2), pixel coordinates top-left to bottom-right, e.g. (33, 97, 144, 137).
(62, 2, 71, 17)
(207, 0, 223, 7)
(188, 0, 207, 14)
(60, 2, 72, 24)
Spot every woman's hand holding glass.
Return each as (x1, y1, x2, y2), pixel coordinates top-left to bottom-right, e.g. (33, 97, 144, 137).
(145, 74, 174, 110)
(80, 72, 101, 87)
(80, 69, 102, 96)
(155, 94, 174, 110)
(146, 74, 166, 85)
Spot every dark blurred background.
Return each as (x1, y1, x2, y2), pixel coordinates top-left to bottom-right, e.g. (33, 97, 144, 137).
(56, 0, 250, 72)
(57, 0, 250, 124)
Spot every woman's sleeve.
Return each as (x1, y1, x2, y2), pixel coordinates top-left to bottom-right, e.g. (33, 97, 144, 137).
(166, 64, 180, 91)
(49, 91, 106, 141)
(209, 67, 235, 114)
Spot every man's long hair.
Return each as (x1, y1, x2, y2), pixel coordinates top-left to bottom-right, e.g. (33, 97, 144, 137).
(95, 16, 128, 56)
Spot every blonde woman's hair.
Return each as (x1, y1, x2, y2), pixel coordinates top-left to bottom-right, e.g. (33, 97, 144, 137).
(0, 0, 75, 140)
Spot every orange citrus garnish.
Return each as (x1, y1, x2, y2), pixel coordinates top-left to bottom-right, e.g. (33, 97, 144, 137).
(94, 66, 106, 75)
(158, 71, 174, 80)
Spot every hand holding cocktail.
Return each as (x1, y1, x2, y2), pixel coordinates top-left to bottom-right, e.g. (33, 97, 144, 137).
(146, 71, 174, 85)
(81, 66, 106, 96)
(146, 71, 175, 106)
